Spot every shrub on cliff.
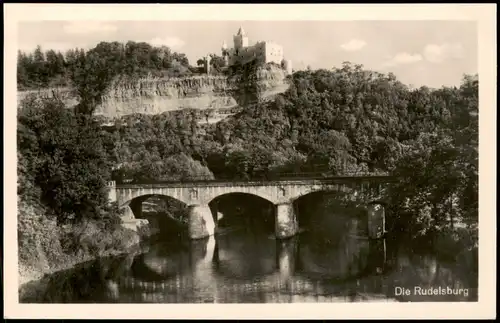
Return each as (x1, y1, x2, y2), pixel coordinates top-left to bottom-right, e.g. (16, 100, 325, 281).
(18, 198, 65, 276)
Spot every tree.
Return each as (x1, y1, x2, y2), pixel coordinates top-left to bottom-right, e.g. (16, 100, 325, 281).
(18, 96, 116, 225)
(387, 75, 478, 242)
(68, 48, 118, 115)
(17, 50, 32, 89)
(209, 54, 226, 74)
(31, 45, 49, 87)
(45, 49, 65, 77)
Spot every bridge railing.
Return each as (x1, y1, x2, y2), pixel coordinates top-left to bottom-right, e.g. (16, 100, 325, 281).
(113, 171, 396, 186)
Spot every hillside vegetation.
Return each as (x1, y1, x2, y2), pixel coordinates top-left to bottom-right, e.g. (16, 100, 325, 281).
(17, 41, 193, 90)
(17, 42, 478, 285)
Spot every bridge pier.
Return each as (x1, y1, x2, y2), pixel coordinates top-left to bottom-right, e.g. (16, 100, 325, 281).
(275, 202, 299, 239)
(188, 204, 216, 240)
(367, 203, 386, 239)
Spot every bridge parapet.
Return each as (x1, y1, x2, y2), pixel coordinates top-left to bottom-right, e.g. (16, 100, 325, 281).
(112, 177, 394, 207)
(114, 175, 397, 188)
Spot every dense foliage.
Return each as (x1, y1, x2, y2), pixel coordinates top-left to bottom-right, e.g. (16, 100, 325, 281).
(17, 95, 137, 277)
(17, 42, 193, 94)
(18, 96, 119, 225)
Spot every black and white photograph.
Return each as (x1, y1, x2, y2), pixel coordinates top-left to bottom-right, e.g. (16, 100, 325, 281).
(4, 3, 496, 320)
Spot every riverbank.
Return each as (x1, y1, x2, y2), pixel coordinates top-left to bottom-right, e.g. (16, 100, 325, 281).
(17, 207, 151, 302)
(18, 237, 148, 302)
(18, 242, 139, 286)
(19, 255, 108, 301)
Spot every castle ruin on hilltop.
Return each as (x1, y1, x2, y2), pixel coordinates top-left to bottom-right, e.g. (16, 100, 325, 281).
(216, 26, 293, 75)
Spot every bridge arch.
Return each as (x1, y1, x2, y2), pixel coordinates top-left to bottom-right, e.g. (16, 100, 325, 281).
(207, 191, 276, 207)
(115, 186, 194, 210)
(208, 192, 276, 234)
(119, 193, 188, 211)
(119, 193, 190, 235)
(291, 186, 366, 239)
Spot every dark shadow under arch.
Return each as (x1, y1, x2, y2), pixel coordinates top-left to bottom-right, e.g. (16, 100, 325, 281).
(293, 190, 366, 236)
(208, 192, 276, 235)
(128, 194, 188, 218)
(128, 194, 190, 238)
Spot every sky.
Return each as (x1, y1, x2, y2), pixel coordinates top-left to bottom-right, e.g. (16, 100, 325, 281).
(17, 20, 478, 88)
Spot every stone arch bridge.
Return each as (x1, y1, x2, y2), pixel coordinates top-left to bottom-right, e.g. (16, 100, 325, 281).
(107, 176, 396, 240)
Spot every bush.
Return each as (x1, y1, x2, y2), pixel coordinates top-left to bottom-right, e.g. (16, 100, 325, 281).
(60, 220, 139, 258)
(18, 199, 65, 275)
(18, 197, 139, 281)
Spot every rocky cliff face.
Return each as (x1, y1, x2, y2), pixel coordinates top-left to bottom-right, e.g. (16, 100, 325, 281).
(17, 88, 79, 109)
(227, 63, 290, 108)
(17, 64, 290, 118)
(97, 75, 238, 117)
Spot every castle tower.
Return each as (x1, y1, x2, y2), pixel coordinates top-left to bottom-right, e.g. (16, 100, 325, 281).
(233, 26, 249, 50)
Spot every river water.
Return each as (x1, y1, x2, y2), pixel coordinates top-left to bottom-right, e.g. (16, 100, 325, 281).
(21, 207, 478, 304)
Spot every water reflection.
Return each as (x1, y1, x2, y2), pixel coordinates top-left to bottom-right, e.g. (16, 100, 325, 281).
(297, 233, 370, 280)
(20, 212, 478, 303)
(215, 229, 277, 280)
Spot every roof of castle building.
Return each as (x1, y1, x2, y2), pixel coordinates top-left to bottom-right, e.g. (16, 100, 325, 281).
(237, 26, 246, 36)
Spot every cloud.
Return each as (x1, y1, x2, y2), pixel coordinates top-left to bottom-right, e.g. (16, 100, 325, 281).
(63, 21, 117, 35)
(382, 52, 423, 68)
(423, 43, 464, 63)
(340, 39, 366, 52)
(149, 37, 185, 50)
(381, 42, 465, 69)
